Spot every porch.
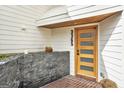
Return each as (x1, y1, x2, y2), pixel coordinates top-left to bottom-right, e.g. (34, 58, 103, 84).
(0, 5, 124, 88)
(42, 75, 102, 88)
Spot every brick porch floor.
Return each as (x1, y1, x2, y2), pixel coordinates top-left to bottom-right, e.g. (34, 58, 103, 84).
(42, 75, 102, 88)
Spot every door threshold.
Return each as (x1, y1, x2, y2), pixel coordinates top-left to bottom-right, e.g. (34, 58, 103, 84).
(76, 74, 96, 82)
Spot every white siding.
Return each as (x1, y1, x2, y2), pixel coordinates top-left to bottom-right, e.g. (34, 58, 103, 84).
(67, 5, 123, 19)
(36, 6, 70, 26)
(0, 5, 52, 54)
(122, 11, 124, 88)
(0, 5, 124, 87)
(51, 27, 75, 75)
(51, 12, 124, 87)
(40, 6, 68, 19)
(37, 5, 123, 26)
(51, 23, 98, 75)
(99, 12, 124, 87)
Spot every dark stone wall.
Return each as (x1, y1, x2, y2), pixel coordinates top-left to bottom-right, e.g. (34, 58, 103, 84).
(0, 55, 21, 88)
(0, 52, 70, 88)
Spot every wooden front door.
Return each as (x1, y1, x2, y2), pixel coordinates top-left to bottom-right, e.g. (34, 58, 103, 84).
(75, 25, 98, 80)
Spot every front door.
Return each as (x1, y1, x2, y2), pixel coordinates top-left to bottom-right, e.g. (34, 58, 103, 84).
(75, 25, 98, 80)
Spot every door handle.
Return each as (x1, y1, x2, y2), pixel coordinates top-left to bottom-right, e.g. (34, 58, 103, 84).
(77, 50, 79, 55)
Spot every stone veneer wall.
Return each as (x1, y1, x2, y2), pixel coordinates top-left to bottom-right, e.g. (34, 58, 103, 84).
(0, 52, 70, 88)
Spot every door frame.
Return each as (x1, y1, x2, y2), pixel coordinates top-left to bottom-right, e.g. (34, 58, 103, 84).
(74, 25, 98, 82)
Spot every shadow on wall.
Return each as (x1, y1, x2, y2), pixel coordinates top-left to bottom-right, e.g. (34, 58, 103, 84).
(38, 27, 52, 49)
(100, 11, 122, 81)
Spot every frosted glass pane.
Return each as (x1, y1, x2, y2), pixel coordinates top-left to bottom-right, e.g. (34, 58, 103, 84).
(80, 42, 93, 46)
(80, 49, 93, 54)
(80, 65, 94, 71)
(80, 33, 93, 38)
(80, 57, 93, 63)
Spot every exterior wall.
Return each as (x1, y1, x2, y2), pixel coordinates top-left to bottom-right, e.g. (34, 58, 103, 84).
(67, 5, 123, 20)
(39, 6, 68, 19)
(51, 23, 98, 75)
(122, 11, 124, 88)
(0, 5, 52, 54)
(51, 12, 124, 87)
(37, 5, 123, 26)
(51, 27, 75, 75)
(0, 5, 124, 87)
(37, 6, 70, 26)
(99, 12, 124, 87)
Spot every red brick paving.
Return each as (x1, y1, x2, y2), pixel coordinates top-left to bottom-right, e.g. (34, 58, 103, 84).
(42, 75, 102, 88)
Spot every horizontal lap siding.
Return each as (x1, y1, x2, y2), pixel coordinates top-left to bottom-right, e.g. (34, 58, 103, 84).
(49, 6, 124, 86)
(51, 12, 124, 86)
(67, 5, 123, 20)
(51, 27, 75, 75)
(51, 28, 71, 51)
(37, 5, 123, 26)
(37, 16, 71, 26)
(40, 6, 68, 19)
(68, 5, 111, 16)
(36, 6, 70, 25)
(99, 12, 124, 87)
(122, 11, 124, 88)
(67, 5, 94, 12)
(0, 5, 52, 54)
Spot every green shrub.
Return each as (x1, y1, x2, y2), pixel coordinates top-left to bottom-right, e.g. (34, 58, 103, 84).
(0, 54, 15, 61)
(0, 54, 9, 61)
